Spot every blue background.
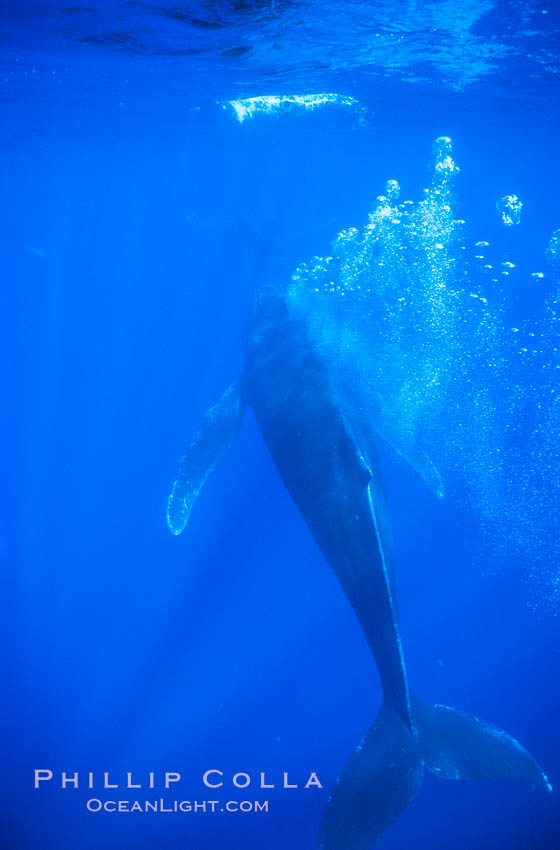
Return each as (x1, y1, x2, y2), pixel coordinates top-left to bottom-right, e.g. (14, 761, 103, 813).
(2, 2, 560, 848)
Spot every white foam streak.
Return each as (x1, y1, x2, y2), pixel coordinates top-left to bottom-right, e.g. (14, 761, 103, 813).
(226, 93, 359, 123)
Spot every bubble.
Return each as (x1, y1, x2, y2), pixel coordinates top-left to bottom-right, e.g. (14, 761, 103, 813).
(497, 194, 522, 226)
(545, 228, 560, 266)
(430, 136, 460, 184)
(286, 140, 560, 614)
(431, 135, 452, 160)
(434, 156, 460, 183)
(386, 179, 400, 202)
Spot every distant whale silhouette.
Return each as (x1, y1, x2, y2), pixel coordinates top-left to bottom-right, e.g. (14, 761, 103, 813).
(167, 285, 551, 849)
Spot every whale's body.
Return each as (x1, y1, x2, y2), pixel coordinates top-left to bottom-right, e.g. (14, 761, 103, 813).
(168, 286, 550, 849)
(243, 291, 411, 730)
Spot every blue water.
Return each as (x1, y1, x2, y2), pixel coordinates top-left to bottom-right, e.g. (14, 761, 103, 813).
(2, 2, 560, 848)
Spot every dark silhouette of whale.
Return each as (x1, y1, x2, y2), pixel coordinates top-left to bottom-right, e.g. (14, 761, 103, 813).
(167, 285, 551, 849)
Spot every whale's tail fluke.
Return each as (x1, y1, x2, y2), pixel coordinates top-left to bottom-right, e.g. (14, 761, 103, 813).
(318, 696, 551, 850)
(317, 699, 422, 850)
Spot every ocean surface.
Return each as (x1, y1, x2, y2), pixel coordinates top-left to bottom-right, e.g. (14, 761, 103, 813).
(2, 2, 560, 848)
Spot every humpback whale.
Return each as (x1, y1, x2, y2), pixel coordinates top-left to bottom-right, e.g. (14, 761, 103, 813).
(167, 284, 551, 848)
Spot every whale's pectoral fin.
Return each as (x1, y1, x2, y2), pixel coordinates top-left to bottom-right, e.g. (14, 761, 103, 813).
(318, 699, 423, 850)
(167, 380, 245, 535)
(375, 421, 444, 500)
(413, 695, 552, 789)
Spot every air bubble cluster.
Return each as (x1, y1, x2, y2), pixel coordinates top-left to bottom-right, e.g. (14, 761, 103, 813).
(546, 228, 560, 267)
(431, 136, 461, 184)
(285, 137, 560, 615)
(497, 194, 523, 227)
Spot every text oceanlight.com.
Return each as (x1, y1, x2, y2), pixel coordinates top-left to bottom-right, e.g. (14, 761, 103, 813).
(86, 799, 270, 813)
